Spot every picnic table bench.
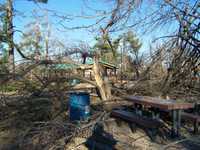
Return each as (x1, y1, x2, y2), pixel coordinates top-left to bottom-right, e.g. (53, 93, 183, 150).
(159, 110, 200, 134)
(182, 112, 200, 133)
(111, 110, 162, 129)
(123, 96, 194, 137)
(111, 109, 163, 140)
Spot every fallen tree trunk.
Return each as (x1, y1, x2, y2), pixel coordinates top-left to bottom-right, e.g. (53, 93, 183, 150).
(93, 54, 112, 105)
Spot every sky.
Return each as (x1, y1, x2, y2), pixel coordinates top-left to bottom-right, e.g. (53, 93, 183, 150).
(13, 0, 111, 44)
(1, 0, 180, 60)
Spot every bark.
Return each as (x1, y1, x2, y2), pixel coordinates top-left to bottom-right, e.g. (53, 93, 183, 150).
(6, 0, 15, 74)
(45, 36, 49, 59)
(92, 53, 112, 103)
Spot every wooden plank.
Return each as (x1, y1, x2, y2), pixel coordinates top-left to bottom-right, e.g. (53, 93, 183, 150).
(111, 110, 162, 129)
(124, 96, 194, 110)
(71, 83, 96, 90)
(182, 112, 200, 122)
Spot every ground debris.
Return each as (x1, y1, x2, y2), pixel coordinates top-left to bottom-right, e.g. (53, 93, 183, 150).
(0, 94, 200, 150)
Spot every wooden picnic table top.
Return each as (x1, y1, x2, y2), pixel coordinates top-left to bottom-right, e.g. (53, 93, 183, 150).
(124, 96, 194, 110)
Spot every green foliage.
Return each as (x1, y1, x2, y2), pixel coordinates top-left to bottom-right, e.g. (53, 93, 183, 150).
(123, 31, 143, 68)
(0, 3, 7, 43)
(119, 31, 143, 78)
(94, 36, 110, 52)
(93, 35, 122, 64)
(22, 79, 42, 93)
(19, 21, 47, 58)
(124, 31, 142, 55)
(0, 82, 18, 92)
(0, 17, 6, 41)
(0, 2, 10, 64)
(0, 9, 8, 73)
(0, 44, 8, 63)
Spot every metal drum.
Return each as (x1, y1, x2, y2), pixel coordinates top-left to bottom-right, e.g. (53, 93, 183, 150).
(69, 92, 90, 121)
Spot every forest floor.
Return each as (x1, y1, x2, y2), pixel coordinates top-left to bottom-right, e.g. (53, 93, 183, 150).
(0, 94, 200, 150)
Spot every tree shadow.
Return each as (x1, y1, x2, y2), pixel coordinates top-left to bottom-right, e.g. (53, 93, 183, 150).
(181, 140, 200, 150)
(85, 123, 117, 150)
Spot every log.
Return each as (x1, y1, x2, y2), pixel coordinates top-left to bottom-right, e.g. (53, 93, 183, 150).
(92, 54, 112, 103)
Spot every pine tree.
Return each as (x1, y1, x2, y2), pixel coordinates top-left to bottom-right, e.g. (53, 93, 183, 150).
(4, 0, 48, 74)
(94, 35, 121, 64)
(124, 31, 142, 79)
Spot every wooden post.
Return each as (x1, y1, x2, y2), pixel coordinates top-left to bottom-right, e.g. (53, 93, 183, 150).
(171, 109, 181, 137)
(194, 103, 199, 115)
(134, 103, 142, 116)
(171, 110, 177, 137)
(177, 109, 181, 136)
(194, 120, 199, 134)
(151, 108, 160, 120)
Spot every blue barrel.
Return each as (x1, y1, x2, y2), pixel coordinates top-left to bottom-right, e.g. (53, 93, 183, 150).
(69, 92, 90, 121)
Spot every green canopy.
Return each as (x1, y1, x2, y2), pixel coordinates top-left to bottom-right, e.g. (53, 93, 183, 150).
(52, 64, 79, 70)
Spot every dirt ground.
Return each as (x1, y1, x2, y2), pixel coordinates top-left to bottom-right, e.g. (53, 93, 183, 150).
(65, 118, 200, 150)
(0, 95, 200, 150)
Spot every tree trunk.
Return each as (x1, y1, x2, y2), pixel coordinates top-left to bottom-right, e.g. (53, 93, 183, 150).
(92, 54, 111, 103)
(45, 37, 49, 59)
(6, 0, 15, 74)
(135, 65, 140, 79)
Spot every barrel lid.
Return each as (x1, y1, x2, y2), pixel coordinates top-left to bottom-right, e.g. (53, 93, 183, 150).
(69, 91, 89, 95)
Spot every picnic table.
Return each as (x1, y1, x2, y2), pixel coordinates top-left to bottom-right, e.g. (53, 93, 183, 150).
(124, 96, 194, 137)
